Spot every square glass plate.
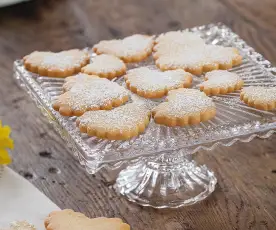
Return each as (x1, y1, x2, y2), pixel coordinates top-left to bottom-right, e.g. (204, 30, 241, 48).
(14, 23, 276, 173)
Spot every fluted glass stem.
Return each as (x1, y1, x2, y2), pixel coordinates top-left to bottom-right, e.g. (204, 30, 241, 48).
(115, 153, 217, 208)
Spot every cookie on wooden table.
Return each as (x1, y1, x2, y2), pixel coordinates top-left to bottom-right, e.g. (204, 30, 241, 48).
(53, 78, 129, 116)
(93, 34, 154, 63)
(76, 103, 151, 140)
(124, 67, 192, 98)
(198, 70, 244, 95)
(45, 209, 130, 230)
(240, 86, 276, 111)
(81, 54, 126, 79)
(23, 49, 89, 77)
(152, 88, 216, 126)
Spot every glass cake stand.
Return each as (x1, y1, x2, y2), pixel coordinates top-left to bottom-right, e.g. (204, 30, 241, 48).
(13, 23, 276, 209)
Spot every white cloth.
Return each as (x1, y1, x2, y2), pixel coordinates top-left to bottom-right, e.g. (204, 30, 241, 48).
(0, 167, 60, 230)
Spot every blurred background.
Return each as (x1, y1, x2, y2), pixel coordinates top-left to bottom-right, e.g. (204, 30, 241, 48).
(0, 0, 275, 63)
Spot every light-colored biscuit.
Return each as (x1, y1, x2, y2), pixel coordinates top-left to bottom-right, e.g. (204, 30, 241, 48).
(93, 34, 154, 63)
(152, 88, 216, 126)
(155, 44, 242, 75)
(124, 67, 192, 98)
(198, 70, 244, 95)
(23, 49, 89, 77)
(62, 73, 99, 92)
(81, 54, 126, 79)
(53, 78, 129, 116)
(45, 209, 130, 230)
(76, 103, 151, 140)
(154, 31, 204, 51)
(240, 86, 276, 111)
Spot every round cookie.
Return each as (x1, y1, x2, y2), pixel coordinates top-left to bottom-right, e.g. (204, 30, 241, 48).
(52, 78, 129, 116)
(76, 103, 151, 140)
(93, 34, 154, 63)
(240, 86, 276, 111)
(124, 67, 193, 98)
(23, 49, 89, 77)
(81, 54, 126, 79)
(198, 70, 244, 95)
(152, 88, 216, 126)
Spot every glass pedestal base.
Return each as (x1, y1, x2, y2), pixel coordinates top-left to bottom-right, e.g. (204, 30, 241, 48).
(114, 155, 217, 208)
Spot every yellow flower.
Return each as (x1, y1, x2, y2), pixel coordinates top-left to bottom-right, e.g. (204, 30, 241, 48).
(0, 121, 13, 165)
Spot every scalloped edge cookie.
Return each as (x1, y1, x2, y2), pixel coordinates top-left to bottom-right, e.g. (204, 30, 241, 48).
(92, 34, 154, 63)
(198, 70, 244, 95)
(76, 103, 151, 140)
(45, 209, 130, 230)
(124, 67, 193, 98)
(53, 78, 129, 116)
(152, 88, 216, 126)
(240, 86, 276, 111)
(23, 49, 89, 77)
(81, 54, 127, 79)
(62, 73, 99, 92)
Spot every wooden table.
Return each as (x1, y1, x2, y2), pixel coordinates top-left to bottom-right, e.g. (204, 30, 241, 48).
(1, 0, 276, 229)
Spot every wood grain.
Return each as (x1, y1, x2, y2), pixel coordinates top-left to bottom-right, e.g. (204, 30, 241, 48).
(0, 0, 276, 229)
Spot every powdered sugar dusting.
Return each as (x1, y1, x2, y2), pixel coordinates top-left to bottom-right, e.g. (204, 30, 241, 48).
(63, 73, 99, 91)
(58, 78, 128, 110)
(77, 103, 149, 131)
(25, 49, 88, 71)
(155, 31, 204, 47)
(199, 70, 242, 88)
(155, 89, 215, 117)
(242, 86, 276, 103)
(93, 34, 154, 59)
(82, 54, 125, 74)
(125, 67, 191, 92)
(155, 44, 240, 69)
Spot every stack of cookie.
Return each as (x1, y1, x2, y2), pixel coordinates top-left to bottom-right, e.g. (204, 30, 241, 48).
(22, 31, 276, 140)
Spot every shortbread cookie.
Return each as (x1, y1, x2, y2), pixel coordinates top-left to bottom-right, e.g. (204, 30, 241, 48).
(81, 54, 126, 79)
(154, 31, 204, 51)
(124, 67, 192, 98)
(152, 88, 216, 126)
(93, 34, 154, 62)
(198, 70, 244, 95)
(76, 103, 151, 140)
(23, 49, 89, 77)
(53, 78, 129, 116)
(62, 73, 99, 92)
(155, 44, 242, 75)
(45, 209, 130, 230)
(240, 86, 276, 111)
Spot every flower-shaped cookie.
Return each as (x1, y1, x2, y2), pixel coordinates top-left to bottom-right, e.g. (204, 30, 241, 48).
(45, 209, 130, 230)
(62, 73, 99, 92)
(152, 88, 216, 126)
(198, 70, 244, 95)
(81, 54, 126, 79)
(154, 31, 204, 51)
(240, 86, 276, 110)
(155, 44, 242, 75)
(76, 103, 151, 140)
(53, 78, 129, 116)
(93, 34, 154, 62)
(23, 49, 89, 77)
(124, 67, 193, 98)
